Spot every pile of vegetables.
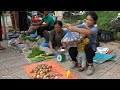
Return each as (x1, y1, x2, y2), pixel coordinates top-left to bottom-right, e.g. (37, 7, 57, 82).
(20, 34, 43, 42)
(22, 35, 38, 42)
(28, 47, 45, 58)
(30, 55, 56, 62)
(30, 64, 60, 79)
(28, 47, 56, 62)
(19, 35, 44, 49)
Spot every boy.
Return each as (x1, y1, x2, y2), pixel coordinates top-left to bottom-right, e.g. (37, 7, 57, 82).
(77, 34, 89, 71)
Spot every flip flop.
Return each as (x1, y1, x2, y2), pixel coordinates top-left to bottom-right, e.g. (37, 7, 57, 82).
(78, 67, 85, 72)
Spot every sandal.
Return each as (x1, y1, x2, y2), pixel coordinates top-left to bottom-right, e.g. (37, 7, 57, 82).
(78, 67, 85, 72)
(0, 46, 6, 50)
(77, 64, 81, 68)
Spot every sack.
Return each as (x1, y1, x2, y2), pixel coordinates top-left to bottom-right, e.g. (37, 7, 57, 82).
(61, 31, 81, 50)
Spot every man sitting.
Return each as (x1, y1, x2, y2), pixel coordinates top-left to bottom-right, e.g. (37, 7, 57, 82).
(25, 11, 55, 37)
(34, 11, 55, 37)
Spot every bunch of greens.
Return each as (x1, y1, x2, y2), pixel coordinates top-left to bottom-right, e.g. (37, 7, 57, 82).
(28, 47, 45, 58)
(21, 34, 38, 42)
(30, 56, 56, 62)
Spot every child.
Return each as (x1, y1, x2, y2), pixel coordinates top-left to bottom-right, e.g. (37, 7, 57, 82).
(77, 34, 89, 71)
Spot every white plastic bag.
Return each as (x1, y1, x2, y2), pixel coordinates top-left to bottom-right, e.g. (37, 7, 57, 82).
(8, 38, 16, 47)
(61, 31, 81, 50)
(96, 47, 109, 54)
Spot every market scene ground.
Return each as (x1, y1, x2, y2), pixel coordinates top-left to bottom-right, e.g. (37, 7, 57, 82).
(0, 12, 120, 79)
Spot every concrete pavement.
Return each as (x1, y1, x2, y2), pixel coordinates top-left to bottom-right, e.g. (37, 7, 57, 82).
(0, 40, 120, 79)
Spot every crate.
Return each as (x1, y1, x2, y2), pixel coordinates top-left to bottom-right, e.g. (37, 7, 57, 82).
(97, 30, 114, 42)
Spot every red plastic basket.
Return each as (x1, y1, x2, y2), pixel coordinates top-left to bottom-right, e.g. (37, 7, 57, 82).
(32, 16, 41, 23)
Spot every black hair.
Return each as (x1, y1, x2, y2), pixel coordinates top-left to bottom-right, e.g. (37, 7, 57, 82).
(86, 11, 98, 21)
(54, 20, 63, 27)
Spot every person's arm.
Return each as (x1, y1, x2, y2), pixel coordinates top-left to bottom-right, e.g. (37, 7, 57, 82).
(80, 34, 87, 39)
(38, 22, 50, 28)
(59, 46, 65, 49)
(65, 24, 94, 35)
(49, 30, 56, 53)
(49, 41, 56, 53)
(70, 20, 82, 26)
(32, 19, 43, 26)
(32, 19, 50, 28)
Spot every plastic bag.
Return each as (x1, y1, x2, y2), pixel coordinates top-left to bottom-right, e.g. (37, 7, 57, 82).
(39, 39, 49, 47)
(16, 44, 26, 52)
(8, 38, 16, 47)
(96, 47, 109, 54)
(39, 45, 51, 53)
(32, 15, 41, 23)
(29, 31, 38, 38)
(61, 31, 81, 50)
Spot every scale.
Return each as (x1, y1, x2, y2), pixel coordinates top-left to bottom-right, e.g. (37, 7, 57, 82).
(57, 49, 66, 62)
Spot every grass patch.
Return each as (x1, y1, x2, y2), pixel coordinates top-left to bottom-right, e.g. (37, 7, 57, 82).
(96, 11, 120, 30)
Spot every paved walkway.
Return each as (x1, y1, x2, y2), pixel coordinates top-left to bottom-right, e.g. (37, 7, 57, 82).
(0, 40, 120, 79)
(0, 40, 30, 79)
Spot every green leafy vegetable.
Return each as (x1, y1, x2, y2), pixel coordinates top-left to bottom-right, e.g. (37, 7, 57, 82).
(28, 47, 45, 58)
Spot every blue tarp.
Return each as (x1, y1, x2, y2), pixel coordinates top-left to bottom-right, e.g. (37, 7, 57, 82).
(93, 53, 116, 64)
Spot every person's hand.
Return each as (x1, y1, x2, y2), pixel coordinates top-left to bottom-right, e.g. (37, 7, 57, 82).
(59, 46, 64, 49)
(64, 23, 74, 32)
(32, 23, 39, 26)
(85, 25, 89, 29)
(63, 23, 71, 28)
(32, 23, 36, 26)
(51, 49, 56, 53)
